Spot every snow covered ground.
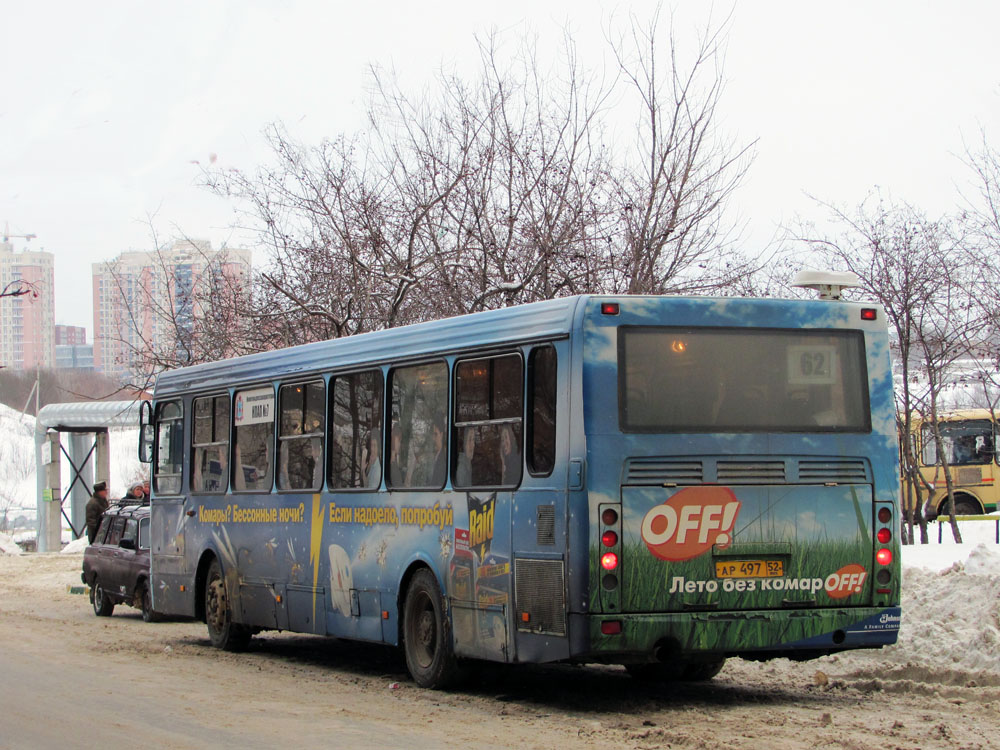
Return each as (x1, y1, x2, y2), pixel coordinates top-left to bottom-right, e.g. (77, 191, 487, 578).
(2, 400, 999, 684)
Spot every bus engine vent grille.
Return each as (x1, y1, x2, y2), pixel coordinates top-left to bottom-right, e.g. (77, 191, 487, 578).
(536, 505, 556, 545)
(717, 461, 786, 483)
(797, 460, 869, 484)
(624, 459, 703, 485)
(515, 559, 566, 636)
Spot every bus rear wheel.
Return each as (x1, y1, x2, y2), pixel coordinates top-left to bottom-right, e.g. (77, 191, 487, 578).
(403, 568, 460, 689)
(204, 559, 251, 651)
(625, 658, 725, 682)
(682, 658, 726, 681)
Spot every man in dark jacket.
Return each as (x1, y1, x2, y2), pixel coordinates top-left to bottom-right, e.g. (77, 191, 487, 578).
(85, 481, 110, 543)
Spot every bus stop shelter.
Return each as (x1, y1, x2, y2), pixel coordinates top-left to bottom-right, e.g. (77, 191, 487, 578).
(34, 400, 142, 552)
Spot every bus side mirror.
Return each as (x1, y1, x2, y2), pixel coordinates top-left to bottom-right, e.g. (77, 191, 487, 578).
(139, 401, 154, 464)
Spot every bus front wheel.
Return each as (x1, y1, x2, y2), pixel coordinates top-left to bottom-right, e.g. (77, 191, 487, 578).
(402, 568, 460, 689)
(204, 558, 251, 651)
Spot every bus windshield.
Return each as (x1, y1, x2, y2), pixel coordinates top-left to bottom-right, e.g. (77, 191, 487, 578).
(619, 327, 871, 432)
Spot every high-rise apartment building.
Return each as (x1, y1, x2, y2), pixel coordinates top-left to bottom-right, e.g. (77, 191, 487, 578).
(55, 324, 87, 345)
(92, 239, 251, 383)
(0, 241, 55, 370)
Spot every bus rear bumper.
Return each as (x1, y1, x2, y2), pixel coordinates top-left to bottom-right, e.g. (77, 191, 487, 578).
(579, 606, 901, 663)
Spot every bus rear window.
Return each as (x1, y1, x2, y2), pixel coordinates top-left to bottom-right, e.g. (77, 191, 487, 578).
(619, 327, 870, 433)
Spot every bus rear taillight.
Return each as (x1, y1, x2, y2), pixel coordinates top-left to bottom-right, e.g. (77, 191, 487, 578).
(599, 503, 623, 608)
(601, 302, 620, 315)
(877, 528, 891, 544)
(876, 548, 892, 566)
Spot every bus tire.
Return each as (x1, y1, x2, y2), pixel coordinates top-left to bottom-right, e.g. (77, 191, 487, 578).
(954, 497, 978, 515)
(625, 662, 684, 682)
(681, 658, 726, 681)
(204, 558, 251, 651)
(402, 568, 460, 689)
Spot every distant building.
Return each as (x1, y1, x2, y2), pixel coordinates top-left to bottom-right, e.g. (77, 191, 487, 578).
(55, 343, 94, 370)
(0, 241, 55, 370)
(55, 324, 87, 346)
(92, 240, 251, 383)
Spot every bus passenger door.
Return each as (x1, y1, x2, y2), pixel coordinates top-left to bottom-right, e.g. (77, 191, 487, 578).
(148, 399, 195, 618)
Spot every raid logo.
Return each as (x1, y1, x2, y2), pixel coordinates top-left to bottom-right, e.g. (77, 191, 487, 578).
(468, 493, 496, 559)
(640, 486, 741, 562)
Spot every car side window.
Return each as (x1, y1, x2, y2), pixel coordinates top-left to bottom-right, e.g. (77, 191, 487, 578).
(138, 518, 150, 550)
(94, 514, 112, 545)
(106, 516, 126, 546)
(122, 519, 138, 547)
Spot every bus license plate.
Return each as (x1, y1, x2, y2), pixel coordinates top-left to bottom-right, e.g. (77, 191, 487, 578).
(714, 560, 784, 579)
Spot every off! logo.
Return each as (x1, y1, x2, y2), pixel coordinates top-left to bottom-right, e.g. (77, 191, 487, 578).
(825, 564, 867, 599)
(640, 487, 741, 562)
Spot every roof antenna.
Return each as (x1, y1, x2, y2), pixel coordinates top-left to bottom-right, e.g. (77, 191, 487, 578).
(791, 270, 861, 301)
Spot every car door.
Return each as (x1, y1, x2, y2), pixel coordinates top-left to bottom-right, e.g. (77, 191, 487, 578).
(95, 515, 125, 598)
(110, 518, 140, 602)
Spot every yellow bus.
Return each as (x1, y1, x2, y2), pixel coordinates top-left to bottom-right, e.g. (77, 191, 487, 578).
(908, 409, 999, 519)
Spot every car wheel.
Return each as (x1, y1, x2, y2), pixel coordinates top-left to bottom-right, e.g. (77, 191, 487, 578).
(204, 558, 251, 650)
(140, 581, 160, 623)
(91, 578, 114, 617)
(403, 568, 460, 689)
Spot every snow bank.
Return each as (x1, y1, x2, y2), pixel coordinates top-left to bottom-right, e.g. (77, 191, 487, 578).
(0, 532, 22, 555)
(893, 545, 1000, 674)
(60, 536, 88, 555)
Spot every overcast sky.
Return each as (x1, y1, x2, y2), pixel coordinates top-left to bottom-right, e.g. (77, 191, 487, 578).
(2, 0, 998, 335)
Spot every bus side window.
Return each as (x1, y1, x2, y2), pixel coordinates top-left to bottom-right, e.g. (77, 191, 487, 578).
(453, 353, 523, 489)
(192, 395, 230, 493)
(153, 400, 184, 495)
(277, 381, 325, 491)
(527, 346, 556, 477)
(920, 425, 936, 465)
(389, 362, 448, 490)
(329, 370, 384, 490)
(233, 386, 275, 493)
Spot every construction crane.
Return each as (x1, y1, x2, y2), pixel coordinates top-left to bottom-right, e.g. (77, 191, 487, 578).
(2, 222, 37, 243)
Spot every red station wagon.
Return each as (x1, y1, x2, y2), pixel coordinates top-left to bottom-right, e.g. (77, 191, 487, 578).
(81, 502, 159, 621)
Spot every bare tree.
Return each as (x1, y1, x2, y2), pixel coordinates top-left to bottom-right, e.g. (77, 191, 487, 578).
(799, 194, 980, 543)
(602, 8, 757, 295)
(0, 279, 39, 300)
(191, 11, 755, 350)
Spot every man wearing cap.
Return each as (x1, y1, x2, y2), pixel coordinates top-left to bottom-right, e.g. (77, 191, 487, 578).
(85, 481, 110, 543)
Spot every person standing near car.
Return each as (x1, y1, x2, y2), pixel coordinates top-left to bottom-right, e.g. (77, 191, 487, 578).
(85, 481, 110, 543)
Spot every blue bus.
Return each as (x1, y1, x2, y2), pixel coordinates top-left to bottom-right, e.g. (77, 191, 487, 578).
(141, 292, 901, 688)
